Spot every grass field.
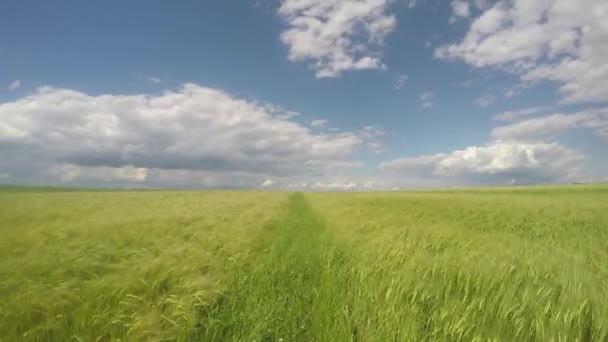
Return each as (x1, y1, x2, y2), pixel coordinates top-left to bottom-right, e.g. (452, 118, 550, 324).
(1, 185, 607, 341)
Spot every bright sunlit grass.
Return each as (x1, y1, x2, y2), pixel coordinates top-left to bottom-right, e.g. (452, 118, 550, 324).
(1, 185, 607, 340)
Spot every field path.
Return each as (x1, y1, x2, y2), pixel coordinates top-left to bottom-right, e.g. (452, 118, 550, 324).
(199, 193, 356, 341)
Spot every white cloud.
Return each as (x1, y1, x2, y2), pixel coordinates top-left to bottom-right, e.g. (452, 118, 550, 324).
(504, 89, 518, 98)
(491, 108, 608, 142)
(474, 93, 496, 107)
(49, 164, 147, 183)
(148, 77, 162, 84)
(420, 91, 433, 101)
(420, 91, 433, 108)
(282, 176, 391, 191)
(8, 80, 21, 91)
(450, 0, 470, 22)
(0, 84, 383, 188)
(359, 125, 386, 153)
(494, 105, 552, 121)
(452, 0, 470, 17)
(395, 74, 408, 90)
(473, 0, 491, 10)
(380, 141, 586, 185)
(310, 119, 328, 127)
(436, 0, 608, 104)
(311, 181, 357, 190)
(380, 107, 607, 187)
(380, 153, 447, 178)
(260, 179, 274, 187)
(278, 0, 396, 78)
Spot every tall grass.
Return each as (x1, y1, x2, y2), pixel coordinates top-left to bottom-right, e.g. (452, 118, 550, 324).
(1, 186, 607, 340)
(0, 190, 289, 340)
(308, 187, 608, 340)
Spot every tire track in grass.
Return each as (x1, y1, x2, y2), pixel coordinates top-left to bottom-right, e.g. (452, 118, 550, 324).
(197, 193, 355, 341)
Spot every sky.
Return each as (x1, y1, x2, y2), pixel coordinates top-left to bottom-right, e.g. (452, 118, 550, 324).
(1, 0, 607, 190)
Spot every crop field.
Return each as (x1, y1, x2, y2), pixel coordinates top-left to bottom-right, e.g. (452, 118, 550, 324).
(1, 185, 607, 341)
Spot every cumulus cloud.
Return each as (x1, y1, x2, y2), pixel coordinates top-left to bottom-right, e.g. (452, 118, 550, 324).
(0, 84, 383, 188)
(8, 80, 21, 91)
(380, 142, 586, 185)
(436, 0, 608, 104)
(260, 179, 274, 187)
(278, 0, 396, 78)
(379, 107, 608, 187)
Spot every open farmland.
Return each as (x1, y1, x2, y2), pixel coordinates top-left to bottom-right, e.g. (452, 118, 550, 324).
(1, 186, 607, 340)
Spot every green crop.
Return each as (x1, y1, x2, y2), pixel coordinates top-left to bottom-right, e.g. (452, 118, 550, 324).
(1, 185, 607, 341)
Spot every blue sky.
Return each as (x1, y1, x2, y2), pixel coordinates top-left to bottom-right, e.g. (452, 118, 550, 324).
(1, 0, 607, 189)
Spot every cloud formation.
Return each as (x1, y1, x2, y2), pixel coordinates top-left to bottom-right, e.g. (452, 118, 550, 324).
(380, 142, 585, 185)
(0, 84, 383, 187)
(310, 119, 328, 127)
(381, 107, 608, 186)
(494, 105, 552, 122)
(491, 108, 608, 142)
(260, 179, 274, 187)
(278, 0, 396, 78)
(450, 0, 470, 22)
(436, 0, 608, 104)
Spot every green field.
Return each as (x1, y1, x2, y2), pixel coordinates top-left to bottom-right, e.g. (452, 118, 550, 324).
(1, 186, 607, 341)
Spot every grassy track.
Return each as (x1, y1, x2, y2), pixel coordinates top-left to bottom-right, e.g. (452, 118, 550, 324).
(200, 193, 355, 341)
(1, 186, 608, 340)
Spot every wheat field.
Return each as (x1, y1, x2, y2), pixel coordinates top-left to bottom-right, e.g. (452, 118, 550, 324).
(1, 185, 607, 340)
